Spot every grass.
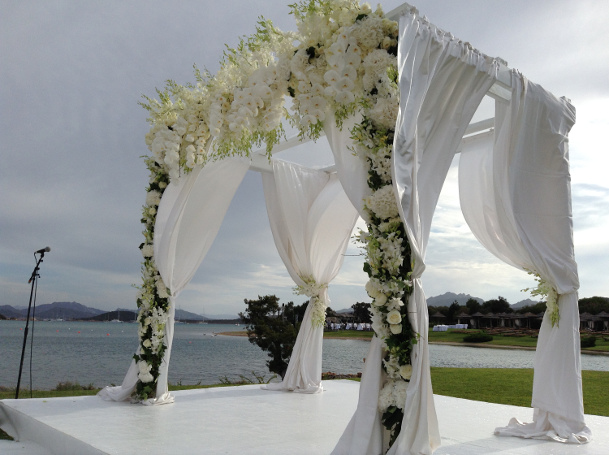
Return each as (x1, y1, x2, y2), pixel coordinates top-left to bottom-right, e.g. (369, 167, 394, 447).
(323, 330, 373, 339)
(430, 368, 609, 417)
(232, 328, 609, 352)
(2, 369, 607, 441)
(428, 329, 609, 352)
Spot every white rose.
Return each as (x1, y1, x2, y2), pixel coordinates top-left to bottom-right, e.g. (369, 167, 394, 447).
(399, 364, 412, 380)
(373, 293, 387, 306)
(389, 323, 402, 334)
(365, 280, 379, 298)
(386, 309, 402, 325)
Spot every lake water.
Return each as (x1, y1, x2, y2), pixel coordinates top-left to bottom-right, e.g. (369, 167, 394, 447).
(1, 320, 607, 390)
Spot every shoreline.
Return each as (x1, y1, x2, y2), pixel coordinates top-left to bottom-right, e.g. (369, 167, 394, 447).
(215, 331, 609, 356)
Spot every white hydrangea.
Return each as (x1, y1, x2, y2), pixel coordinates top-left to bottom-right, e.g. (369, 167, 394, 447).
(141, 244, 154, 258)
(145, 190, 162, 207)
(137, 360, 154, 383)
(364, 184, 400, 220)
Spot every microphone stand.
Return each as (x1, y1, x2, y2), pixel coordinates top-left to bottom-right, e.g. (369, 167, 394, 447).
(15, 251, 45, 399)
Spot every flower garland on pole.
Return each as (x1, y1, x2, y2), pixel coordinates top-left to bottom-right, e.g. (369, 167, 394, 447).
(136, 1, 419, 442)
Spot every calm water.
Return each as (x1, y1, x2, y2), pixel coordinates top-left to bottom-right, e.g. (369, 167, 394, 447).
(0, 320, 606, 390)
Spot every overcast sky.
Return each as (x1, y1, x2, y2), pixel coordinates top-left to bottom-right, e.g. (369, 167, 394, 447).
(1, 0, 608, 318)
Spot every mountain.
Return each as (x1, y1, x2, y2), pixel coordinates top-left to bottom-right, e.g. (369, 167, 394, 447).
(86, 309, 138, 322)
(175, 309, 208, 321)
(0, 301, 107, 320)
(336, 308, 354, 314)
(35, 301, 105, 320)
(511, 298, 540, 310)
(426, 292, 483, 307)
(0, 305, 25, 319)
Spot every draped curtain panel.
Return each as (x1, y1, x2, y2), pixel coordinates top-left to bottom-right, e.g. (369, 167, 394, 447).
(98, 157, 249, 405)
(389, 11, 497, 455)
(261, 160, 359, 393)
(332, 8, 498, 454)
(459, 71, 590, 443)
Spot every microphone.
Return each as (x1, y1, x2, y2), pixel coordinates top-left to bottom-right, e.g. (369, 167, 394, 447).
(35, 247, 51, 254)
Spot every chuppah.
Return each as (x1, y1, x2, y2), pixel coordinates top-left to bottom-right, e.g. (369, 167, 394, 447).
(95, 1, 590, 452)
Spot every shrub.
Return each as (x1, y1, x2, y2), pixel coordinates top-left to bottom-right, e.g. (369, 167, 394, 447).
(581, 336, 597, 349)
(463, 333, 493, 343)
(53, 381, 96, 391)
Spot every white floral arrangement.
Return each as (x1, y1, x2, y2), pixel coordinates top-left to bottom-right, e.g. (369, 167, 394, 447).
(522, 270, 560, 327)
(294, 275, 329, 327)
(136, 4, 417, 442)
(133, 158, 172, 400)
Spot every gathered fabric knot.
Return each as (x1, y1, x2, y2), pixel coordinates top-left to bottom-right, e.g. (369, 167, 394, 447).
(294, 276, 329, 327)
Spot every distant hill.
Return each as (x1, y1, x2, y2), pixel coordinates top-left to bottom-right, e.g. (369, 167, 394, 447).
(336, 308, 354, 314)
(427, 292, 484, 307)
(86, 309, 138, 322)
(511, 298, 540, 310)
(176, 309, 208, 321)
(0, 305, 25, 319)
(0, 301, 105, 320)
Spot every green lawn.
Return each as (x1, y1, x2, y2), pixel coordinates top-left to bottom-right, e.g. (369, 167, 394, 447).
(324, 329, 609, 353)
(428, 329, 609, 352)
(430, 368, 609, 417)
(324, 330, 374, 339)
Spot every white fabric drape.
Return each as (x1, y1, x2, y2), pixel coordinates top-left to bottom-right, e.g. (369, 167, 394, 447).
(325, 112, 389, 453)
(459, 71, 591, 442)
(98, 157, 249, 405)
(389, 11, 498, 455)
(324, 109, 370, 219)
(332, 9, 498, 453)
(261, 160, 359, 393)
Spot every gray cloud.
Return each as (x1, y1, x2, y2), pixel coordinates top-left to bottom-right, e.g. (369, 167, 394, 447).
(1, 0, 607, 317)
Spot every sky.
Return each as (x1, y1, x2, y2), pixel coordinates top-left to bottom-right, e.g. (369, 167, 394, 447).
(1, 0, 608, 318)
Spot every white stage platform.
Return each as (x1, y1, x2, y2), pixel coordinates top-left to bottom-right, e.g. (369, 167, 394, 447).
(1, 380, 607, 454)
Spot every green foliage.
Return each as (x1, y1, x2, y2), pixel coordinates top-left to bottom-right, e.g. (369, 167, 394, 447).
(53, 381, 96, 391)
(578, 296, 609, 314)
(381, 406, 402, 446)
(447, 301, 461, 323)
(463, 333, 494, 343)
(482, 296, 512, 314)
(465, 298, 482, 314)
(218, 371, 277, 385)
(581, 336, 597, 349)
(351, 301, 372, 323)
(516, 301, 547, 314)
(239, 295, 301, 379)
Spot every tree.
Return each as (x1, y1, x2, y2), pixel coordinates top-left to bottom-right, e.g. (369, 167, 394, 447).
(351, 301, 372, 323)
(482, 296, 512, 314)
(239, 295, 299, 379)
(465, 297, 481, 314)
(447, 301, 461, 323)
